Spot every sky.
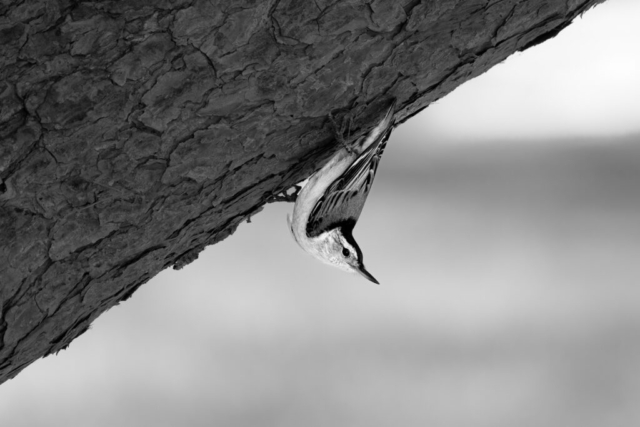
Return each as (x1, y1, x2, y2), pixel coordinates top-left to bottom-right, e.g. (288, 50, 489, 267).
(406, 0, 640, 143)
(1, 1, 639, 426)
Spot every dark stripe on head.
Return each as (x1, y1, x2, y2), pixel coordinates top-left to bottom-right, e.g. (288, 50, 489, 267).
(338, 219, 363, 263)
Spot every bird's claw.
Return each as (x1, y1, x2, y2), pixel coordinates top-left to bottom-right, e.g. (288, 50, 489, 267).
(328, 112, 356, 154)
(269, 185, 302, 203)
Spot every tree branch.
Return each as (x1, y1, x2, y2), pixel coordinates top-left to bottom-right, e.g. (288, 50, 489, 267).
(0, 0, 605, 384)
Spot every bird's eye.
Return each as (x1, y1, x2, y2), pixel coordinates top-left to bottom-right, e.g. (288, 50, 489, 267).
(342, 248, 350, 257)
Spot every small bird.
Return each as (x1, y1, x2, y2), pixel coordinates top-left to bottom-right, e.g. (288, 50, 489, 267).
(287, 100, 397, 284)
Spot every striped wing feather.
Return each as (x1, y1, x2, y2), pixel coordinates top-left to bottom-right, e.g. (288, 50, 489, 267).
(306, 129, 391, 237)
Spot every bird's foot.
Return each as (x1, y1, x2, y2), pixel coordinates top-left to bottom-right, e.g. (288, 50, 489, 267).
(328, 112, 356, 154)
(269, 185, 302, 203)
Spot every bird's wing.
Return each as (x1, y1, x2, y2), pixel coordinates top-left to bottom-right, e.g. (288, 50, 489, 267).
(306, 127, 392, 237)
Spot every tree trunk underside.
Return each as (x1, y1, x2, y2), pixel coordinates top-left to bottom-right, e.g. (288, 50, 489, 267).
(0, 0, 604, 384)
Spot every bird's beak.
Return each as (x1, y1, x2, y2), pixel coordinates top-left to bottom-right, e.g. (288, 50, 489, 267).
(356, 264, 380, 285)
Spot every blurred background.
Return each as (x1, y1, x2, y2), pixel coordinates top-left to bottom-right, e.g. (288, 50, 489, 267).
(2, 0, 640, 425)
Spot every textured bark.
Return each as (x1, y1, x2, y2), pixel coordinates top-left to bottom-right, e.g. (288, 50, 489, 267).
(0, 0, 605, 384)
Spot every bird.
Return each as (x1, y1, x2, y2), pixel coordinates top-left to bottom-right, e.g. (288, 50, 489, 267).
(286, 100, 397, 284)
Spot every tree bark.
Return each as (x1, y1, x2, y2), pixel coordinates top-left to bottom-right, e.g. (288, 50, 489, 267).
(0, 0, 605, 384)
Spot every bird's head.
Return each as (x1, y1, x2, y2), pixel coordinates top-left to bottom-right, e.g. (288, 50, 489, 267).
(321, 224, 379, 284)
